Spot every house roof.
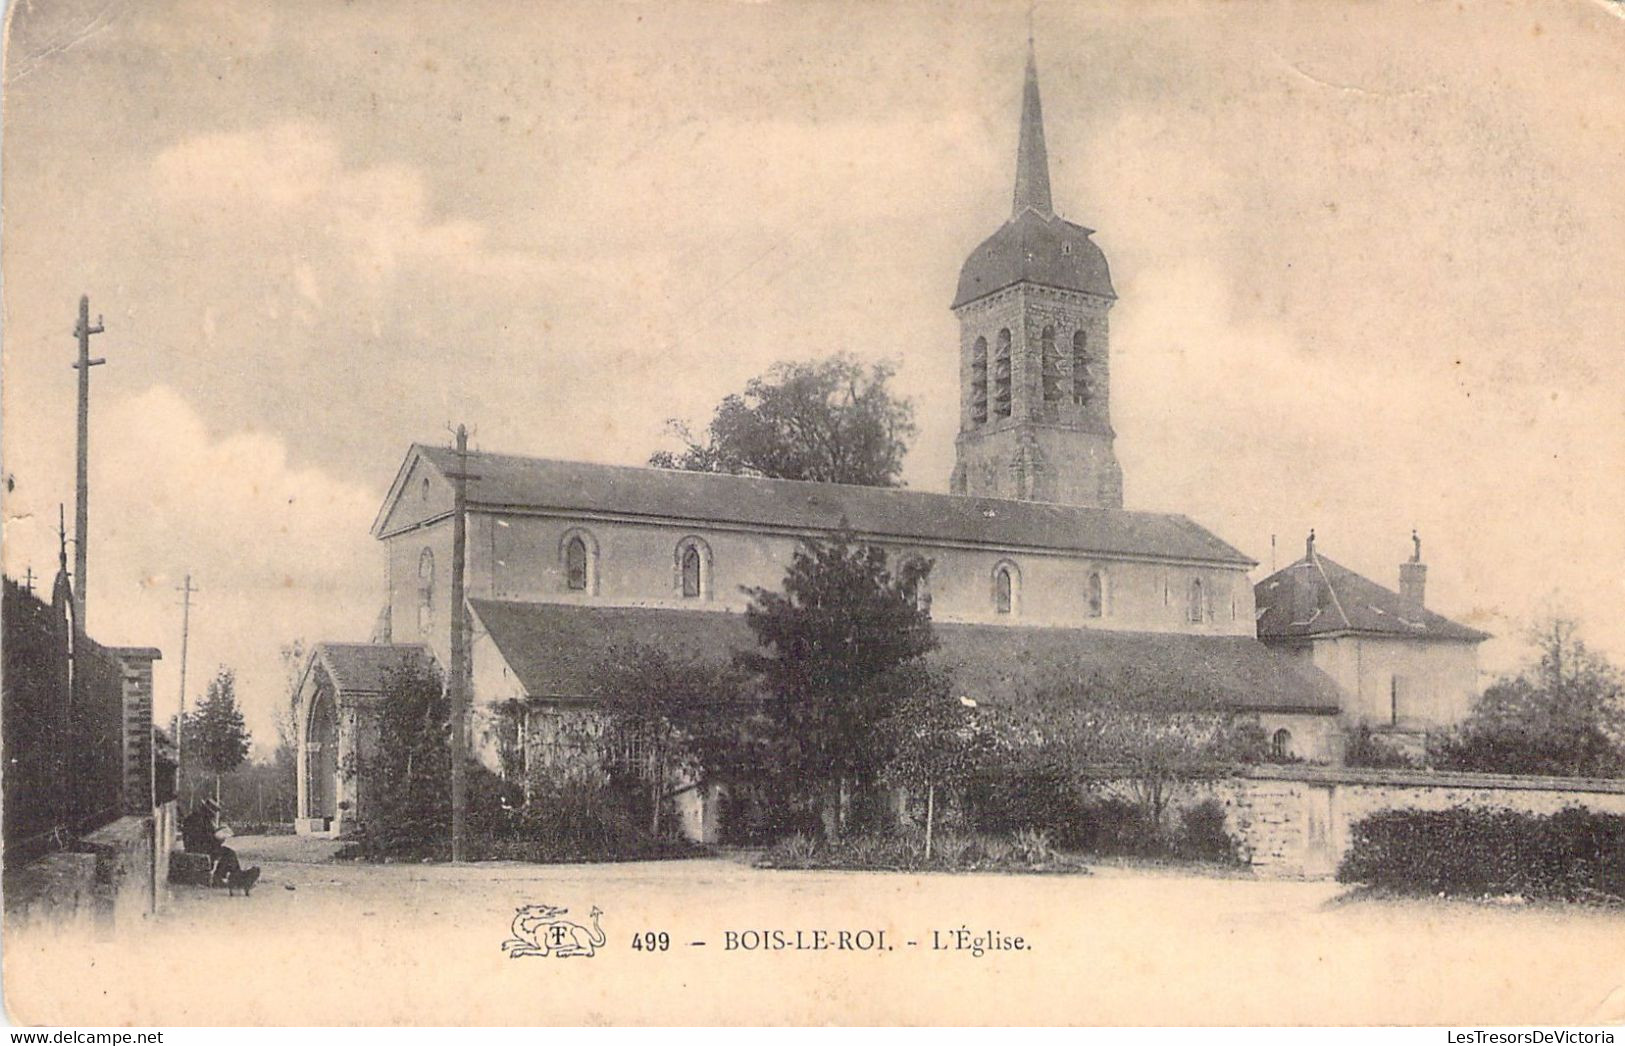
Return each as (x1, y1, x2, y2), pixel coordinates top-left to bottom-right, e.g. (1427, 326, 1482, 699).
(311, 642, 437, 694)
(394, 446, 1252, 567)
(1253, 555, 1489, 643)
(468, 600, 1342, 714)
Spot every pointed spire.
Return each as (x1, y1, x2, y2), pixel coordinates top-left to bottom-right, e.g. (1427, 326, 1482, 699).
(1012, 36, 1054, 220)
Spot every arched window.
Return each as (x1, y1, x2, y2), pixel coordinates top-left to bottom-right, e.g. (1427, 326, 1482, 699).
(1271, 728, 1293, 761)
(993, 328, 1012, 419)
(1041, 325, 1061, 406)
(565, 537, 588, 591)
(1086, 569, 1105, 619)
(681, 547, 701, 597)
(674, 536, 712, 600)
(1072, 330, 1091, 406)
(1187, 578, 1205, 625)
(416, 548, 435, 635)
(899, 556, 933, 614)
(971, 337, 988, 425)
(992, 560, 1019, 616)
(558, 528, 599, 594)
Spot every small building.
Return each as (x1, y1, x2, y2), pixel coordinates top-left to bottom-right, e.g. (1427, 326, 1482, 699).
(293, 641, 435, 836)
(1253, 533, 1489, 755)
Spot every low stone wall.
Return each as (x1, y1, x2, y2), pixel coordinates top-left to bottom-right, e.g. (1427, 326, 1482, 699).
(4, 813, 165, 937)
(3, 852, 100, 936)
(1167, 767, 1625, 879)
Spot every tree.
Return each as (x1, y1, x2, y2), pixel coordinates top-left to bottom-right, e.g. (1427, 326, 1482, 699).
(740, 528, 937, 838)
(183, 666, 251, 801)
(589, 642, 746, 837)
(365, 662, 452, 854)
(650, 355, 916, 487)
(880, 670, 1009, 858)
(1430, 618, 1625, 778)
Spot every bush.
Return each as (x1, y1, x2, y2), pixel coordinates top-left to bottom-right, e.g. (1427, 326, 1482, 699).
(963, 756, 1088, 843)
(1174, 799, 1241, 863)
(1345, 725, 1418, 770)
(1337, 806, 1625, 902)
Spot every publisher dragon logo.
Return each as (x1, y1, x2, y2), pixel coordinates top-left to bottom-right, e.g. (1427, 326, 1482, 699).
(501, 903, 607, 959)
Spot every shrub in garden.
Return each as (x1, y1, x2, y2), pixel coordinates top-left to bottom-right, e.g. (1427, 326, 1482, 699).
(1174, 799, 1242, 863)
(1336, 806, 1625, 901)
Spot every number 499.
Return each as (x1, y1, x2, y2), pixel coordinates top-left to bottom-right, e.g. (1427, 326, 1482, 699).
(631, 931, 670, 951)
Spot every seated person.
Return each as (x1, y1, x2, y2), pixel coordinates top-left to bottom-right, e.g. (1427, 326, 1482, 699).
(181, 797, 257, 888)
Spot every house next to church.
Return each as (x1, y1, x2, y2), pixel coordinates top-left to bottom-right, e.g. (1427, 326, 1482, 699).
(1254, 531, 1489, 757)
(295, 45, 1468, 841)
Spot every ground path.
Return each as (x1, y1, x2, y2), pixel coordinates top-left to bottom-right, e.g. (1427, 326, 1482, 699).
(6, 835, 1623, 1025)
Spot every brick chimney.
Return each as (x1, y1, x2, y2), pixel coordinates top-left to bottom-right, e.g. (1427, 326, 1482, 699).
(1398, 529, 1427, 608)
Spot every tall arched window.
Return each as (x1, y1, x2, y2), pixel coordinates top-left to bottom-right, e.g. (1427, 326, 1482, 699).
(1271, 729, 1293, 761)
(1072, 330, 1091, 406)
(558, 528, 599, 594)
(416, 548, 435, 635)
(899, 556, 933, 614)
(992, 560, 1019, 616)
(971, 337, 988, 425)
(681, 547, 701, 598)
(565, 537, 588, 591)
(1041, 325, 1061, 406)
(1086, 569, 1104, 619)
(674, 536, 712, 600)
(1187, 578, 1205, 625)
(993, 328, 1012, 419)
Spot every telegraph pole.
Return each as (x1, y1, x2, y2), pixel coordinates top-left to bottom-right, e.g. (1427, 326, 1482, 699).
(175, 574, 197, 796)
(71, 295, 106, 631)
(444, 425, 479, 862)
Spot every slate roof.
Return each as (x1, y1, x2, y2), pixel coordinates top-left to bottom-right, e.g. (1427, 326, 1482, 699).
(312, 642, 437, 694)
(1254, 555, 1489, 643)
(406, 447, 1252, 567)
(468, 600, 1341, 714)
(953, 210, 1116, 307)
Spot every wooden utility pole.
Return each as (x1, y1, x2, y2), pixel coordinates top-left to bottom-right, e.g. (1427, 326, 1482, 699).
(71, 295, 106, 630)
(176, 574, 197, 796)
(445, 425, 478, 862)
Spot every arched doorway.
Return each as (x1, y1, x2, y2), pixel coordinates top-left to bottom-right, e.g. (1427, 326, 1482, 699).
(304, 688, 338, 829)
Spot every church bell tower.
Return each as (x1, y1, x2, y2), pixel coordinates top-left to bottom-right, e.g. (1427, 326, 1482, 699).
(948, 42, 1123, 508)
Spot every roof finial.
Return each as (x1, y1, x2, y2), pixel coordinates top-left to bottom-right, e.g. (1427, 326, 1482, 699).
(1012, 19, 1054, 220)
(1410, 528, 1422, 563)
(1306, 528, 1317, 560)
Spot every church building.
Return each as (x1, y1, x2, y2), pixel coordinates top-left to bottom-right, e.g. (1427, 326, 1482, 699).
(297, 46, 1355, 840)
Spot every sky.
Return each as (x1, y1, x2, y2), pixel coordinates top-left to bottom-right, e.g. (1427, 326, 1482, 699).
(4, 0, 1623, 756)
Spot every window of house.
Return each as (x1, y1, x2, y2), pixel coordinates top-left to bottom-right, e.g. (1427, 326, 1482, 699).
(1072, 330, 1091, 406)
(416, 548, 434, 635)
(1390, 675, 1407, 726)
(565, 537, 588, 591)
(675, 536, 712, 600)
(993, 328, 1012, 419)
(1086, 569, 1104, 618)
(971, 337, 988, 425)
(1187, 578, 1205, 624)
(1271, 728, 1293, 761)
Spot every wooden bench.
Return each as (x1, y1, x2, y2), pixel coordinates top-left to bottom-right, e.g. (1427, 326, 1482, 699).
(167, 851, 214, 887)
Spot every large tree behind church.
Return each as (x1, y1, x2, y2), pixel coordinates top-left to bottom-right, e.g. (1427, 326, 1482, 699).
(650, 354, 916, 487)
(741, 528, 936, 838)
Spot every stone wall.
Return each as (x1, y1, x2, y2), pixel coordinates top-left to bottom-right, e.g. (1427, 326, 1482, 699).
(1156, 767, 1625, 879)
(4, 812, 166, 937)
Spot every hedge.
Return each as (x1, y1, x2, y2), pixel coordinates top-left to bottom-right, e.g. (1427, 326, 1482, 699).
(1336, 806, 1625, 902)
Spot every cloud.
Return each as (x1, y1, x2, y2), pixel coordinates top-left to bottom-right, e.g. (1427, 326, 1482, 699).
(3, 386, 384, 757)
